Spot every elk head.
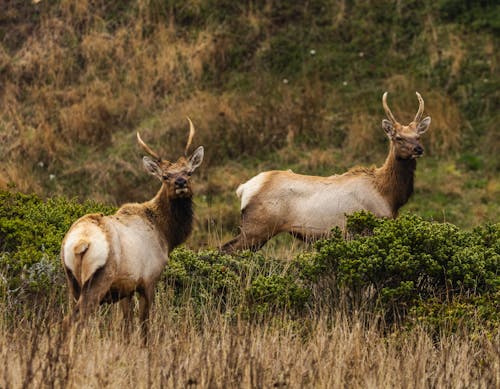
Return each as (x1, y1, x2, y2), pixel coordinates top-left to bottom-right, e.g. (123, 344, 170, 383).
(137, 118, 204, 199)
(381, 92, 431, 160)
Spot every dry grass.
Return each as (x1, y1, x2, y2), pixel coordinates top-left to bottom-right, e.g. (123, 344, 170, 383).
(422, 92, 462, 155)
(345, 112, 378, 160)
(425, 17, 466, 79)
(0, 2, 220, 198)
(1, 294, 498, 389)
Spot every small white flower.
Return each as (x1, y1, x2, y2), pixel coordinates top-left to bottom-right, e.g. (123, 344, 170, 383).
(358, 52, 364, 57)
(38, 161, 44, 168)
(310, 49, 316, 56)
(49, 174, 56, 180)
(342, 81, 348, 86)
(283, 78, 289, 84)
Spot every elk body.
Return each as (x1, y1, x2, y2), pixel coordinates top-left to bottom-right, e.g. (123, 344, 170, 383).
(222, 92, 431, 253)
(61, 119, 204, 339)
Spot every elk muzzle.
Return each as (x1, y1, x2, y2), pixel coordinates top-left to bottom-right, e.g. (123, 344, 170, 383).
(174, 176, 190, 195)
(413, 145, 424, 157)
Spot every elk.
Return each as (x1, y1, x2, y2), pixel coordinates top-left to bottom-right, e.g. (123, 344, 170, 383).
(61, 119, 204, 340)
(222, 92, 431, 253)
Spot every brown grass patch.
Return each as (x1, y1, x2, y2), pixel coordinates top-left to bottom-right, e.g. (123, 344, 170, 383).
(344, 112, 379, 160)
(1, 299, 498, 389)
(423, 91, 461, 155)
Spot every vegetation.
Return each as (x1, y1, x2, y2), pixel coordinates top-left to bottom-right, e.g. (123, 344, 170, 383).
(1, 192, 499, 387)
(0, 192, 500, 330)
(1, 0, 499, 387)
(1, 191, 498, 329)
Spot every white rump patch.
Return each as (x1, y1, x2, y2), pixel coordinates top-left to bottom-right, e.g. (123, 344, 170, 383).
(63, 221, 109, 284)
(237, 172, 269, 211)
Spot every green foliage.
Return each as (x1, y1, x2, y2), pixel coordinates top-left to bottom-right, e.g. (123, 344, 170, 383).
(312, 211, 500, 326)
(0, 190, 115, 299)
(163, 210, 500, 328)
(409, 291, 500, 333)
(165, 248, 309, 316)
(1, 191, 498, 332)
(345, 211, 382, 236)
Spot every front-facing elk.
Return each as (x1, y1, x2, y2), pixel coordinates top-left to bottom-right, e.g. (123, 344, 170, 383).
(222, 92, 431, 253)
(61, 119, 204, 342)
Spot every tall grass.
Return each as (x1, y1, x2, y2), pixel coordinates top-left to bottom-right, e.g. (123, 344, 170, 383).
(1, 285, 498, 389)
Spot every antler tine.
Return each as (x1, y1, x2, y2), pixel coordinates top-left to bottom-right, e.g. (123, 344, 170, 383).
(185, 117, 195, 156)
(382, 91, 398, 124)
(137, 132, 161, 161)
(414, 91, 425, 122)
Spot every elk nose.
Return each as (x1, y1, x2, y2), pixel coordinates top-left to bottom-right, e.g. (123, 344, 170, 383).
(414, 145, 424, 155)
(175, 177, 187, 187)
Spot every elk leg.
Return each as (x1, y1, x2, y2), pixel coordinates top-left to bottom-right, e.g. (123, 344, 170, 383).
(64, 266, 81, 302)
(138, 286, 154, 345)
(120, 296, 134, 337)
(220, 233, 268, 253)
(63, 266, 113, 328)
(221, 220, 279, 253)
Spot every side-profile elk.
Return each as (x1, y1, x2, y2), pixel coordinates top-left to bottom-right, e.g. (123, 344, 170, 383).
(222, 92, 431, 253)
(61, 119, 204, 340)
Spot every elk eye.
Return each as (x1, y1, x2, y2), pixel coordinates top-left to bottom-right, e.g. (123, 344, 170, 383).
(162, 174, 171, 180)
(187, 172, 192, 176)
(395, 136, 403, 141)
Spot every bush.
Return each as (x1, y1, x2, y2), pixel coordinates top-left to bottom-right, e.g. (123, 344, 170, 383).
(310, 211, 500, 326)
(409, 291, 500, 333)
(1, 190, 498, 332)
(164, 248, 310, 316)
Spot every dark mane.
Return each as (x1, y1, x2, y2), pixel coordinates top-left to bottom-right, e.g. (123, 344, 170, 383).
(144, 194, 194, 251)
(375, 152, 416, 216)
(167, 198, 194, 249)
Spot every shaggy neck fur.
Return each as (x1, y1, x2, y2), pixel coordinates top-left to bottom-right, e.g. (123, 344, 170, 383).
(146, 186, 194, 251)
(374, 145, 416, 217)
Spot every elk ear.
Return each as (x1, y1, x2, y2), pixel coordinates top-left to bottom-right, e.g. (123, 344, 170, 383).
(142, 156, 162, 179)
(382, 119, 396, 138)
(188, 146, 204, 172)
(416, 116, 431, 134)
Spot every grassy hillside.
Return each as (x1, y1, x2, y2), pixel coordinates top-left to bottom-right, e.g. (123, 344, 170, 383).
(1, 0, 498, 244)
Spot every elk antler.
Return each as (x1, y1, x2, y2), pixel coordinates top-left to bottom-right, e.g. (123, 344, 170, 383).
(185, 117, 195, 156)
(137, 132, 161, 161)
(414, 92, 424, 123)
(382, 92, 398, 124)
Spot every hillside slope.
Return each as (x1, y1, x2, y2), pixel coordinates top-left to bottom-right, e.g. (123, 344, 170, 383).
(1, 0, 498, 235)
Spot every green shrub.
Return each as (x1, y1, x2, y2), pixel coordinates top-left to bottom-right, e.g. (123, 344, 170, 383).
(409, 291, 500, 333)
(1, 190, 498, 331)
(311, 211, 500, 325)
(164, 248, 310, 316)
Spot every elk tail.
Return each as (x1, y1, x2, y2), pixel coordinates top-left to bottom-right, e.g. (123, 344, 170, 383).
(74, 239, 89, 255)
